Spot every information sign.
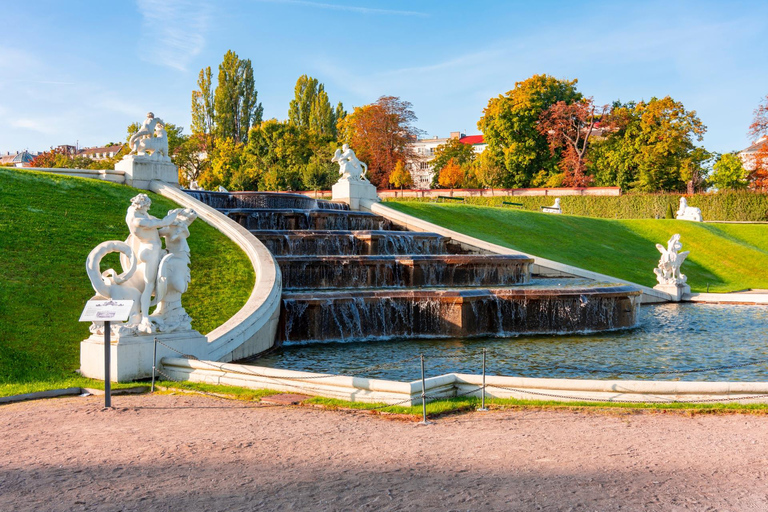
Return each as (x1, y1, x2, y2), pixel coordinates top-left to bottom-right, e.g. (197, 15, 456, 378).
(79, 300, 133, 323)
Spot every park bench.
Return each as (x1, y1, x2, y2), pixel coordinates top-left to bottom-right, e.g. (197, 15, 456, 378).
(502, 201, 523, 208)
(437, 196, 464, 202)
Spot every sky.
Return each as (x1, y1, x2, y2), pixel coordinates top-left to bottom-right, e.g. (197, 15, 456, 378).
(1, 0, 766, 155)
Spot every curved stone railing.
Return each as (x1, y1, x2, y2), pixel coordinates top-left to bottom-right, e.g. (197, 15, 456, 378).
(150, 181, 282, 362)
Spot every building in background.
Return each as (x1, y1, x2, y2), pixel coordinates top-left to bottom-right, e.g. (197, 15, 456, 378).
(0, 151, 36, 168)
(407, 132, 486, 189)
(739, 136, 768, 171)
(78, 144, 125, 160)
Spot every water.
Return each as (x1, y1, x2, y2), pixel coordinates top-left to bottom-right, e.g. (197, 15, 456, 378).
(251, 303, 768, 382)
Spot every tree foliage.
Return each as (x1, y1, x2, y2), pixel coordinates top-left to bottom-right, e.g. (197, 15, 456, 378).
(711, 153, 748, 191)
(478, 74, 581, 188)
(388, 160, 412, 189)
(747, 94, 768, 191)
(213, 50, 263, 144)
(339, 96, 422, 188)
(288, 75, 343, 139)
(191, 66, 215, 135)
(430, 138, 476, 174)
(589, 97, 706, 192)
(538, 98, 605, 187)
(438, 158, 464, 189)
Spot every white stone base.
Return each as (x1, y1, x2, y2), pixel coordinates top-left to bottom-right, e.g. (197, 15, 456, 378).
(654, 283, 691, 302)
(332, 179, 379, 210)
(115, 154, 178, 189)
(80, 330, 207, 382)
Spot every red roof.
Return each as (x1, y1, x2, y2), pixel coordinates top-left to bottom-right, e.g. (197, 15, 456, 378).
(459, 135, 484, 145)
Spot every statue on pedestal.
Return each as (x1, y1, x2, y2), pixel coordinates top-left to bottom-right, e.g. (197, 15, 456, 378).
(654, 234, 689, 286)
(129, 112, 167, 156)
(85, 193, 197, 335)
(332, 144, 368, 181)
(676, 197, 703, 222)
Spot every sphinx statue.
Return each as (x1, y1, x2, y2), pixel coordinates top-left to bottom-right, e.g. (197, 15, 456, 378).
(85, 193, 197, 335)
(676, 197, 703, 222)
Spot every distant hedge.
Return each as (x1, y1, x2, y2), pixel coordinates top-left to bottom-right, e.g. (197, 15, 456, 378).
(385, 191, 768, 222)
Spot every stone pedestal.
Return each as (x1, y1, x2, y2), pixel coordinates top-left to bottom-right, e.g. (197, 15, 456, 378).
(654, 283, 691, 302)
(80, 330, 207, 382)
(332, 179, 379, 210)
(115, 154, 178, 189)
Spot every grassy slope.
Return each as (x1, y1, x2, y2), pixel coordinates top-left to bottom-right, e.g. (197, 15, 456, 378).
(386, 202, 768, 293)
(0, 168, 254, 395)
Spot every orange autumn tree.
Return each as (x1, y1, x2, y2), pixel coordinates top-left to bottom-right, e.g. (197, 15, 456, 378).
(388, 160, 412, 189)
(537, 98, 606, 187)
(438, 158, 464, 189)
(339, 96, 422, 188)
(748, 94, 768, 190)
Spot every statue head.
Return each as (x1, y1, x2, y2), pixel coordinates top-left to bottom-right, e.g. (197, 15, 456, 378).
(130, 193, 152, 211)
(146, 112, 155, 119)
(342, 143, 350, 151)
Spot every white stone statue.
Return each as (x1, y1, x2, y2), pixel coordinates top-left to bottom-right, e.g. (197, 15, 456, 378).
(541, 198, 562, 214)
(134, 123, 169, 160)
(188, 180, 201, 190)
(85, 193, 197, 335)
(151, 208, 198, 332)
(654, 234, 689, 286)
(332, 144, 368, 181)
(217, 185, 228, 192)
(676, 197, 703, 222)
(129, 112, 166, 155)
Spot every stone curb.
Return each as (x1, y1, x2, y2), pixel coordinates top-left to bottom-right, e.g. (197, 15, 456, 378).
(0, 386, 150, 405)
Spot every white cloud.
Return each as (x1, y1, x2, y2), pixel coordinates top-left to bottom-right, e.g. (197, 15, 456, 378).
(136, 0, 211, 71)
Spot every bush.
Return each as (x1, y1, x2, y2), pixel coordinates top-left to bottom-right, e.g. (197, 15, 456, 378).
(384, 191, 768, 221)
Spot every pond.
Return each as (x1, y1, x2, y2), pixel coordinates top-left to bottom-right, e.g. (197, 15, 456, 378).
(252, 303, 768, 382)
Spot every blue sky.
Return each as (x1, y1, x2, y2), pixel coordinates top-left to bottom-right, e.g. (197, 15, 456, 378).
(1, 0, 766, 155)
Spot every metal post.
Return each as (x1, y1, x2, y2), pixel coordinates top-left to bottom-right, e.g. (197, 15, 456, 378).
(151, 337, 158, 393)
(478, 348, 488, 411)
(104, 321, 111, 408)
(419, 354, 430, 425)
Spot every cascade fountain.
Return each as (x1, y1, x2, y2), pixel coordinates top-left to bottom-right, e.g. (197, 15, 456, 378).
(185, 189, 641, 345)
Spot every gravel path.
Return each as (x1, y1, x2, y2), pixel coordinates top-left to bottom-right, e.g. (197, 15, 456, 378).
(1, 394, 767, 511)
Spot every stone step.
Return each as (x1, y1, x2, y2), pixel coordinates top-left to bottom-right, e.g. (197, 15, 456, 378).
(250, 229, 454, 256)
(277, 254, 534, 289)
(224, 208, 391, 231)
(279, 285, 642, 343)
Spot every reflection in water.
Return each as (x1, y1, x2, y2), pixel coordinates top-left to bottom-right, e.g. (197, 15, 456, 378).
(252, 303, 768, 382)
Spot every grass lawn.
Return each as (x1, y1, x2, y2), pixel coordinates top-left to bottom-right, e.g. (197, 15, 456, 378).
(385, 201, 768, 293)
(0, 168, 254, 397)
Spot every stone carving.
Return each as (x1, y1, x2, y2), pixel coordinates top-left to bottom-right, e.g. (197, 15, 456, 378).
(135, 123, 169, 159)
(129, 112, 164, 153)
(542, 198, 562, 214)
(218, 186, 228, 192)
(654, 234, 689, 286)
(332, 144, 368, 181)
(85, 193, 197, 335)
(676, 197, 703, 222)
(188, 180, 201, 190)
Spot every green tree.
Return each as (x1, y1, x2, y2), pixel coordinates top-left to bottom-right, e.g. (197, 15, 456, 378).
(214, 50, 263, 144)
(430, 138, 476, 175)
(589, 97, 707, 192)
(288, 75, 343, 138)
(301, 154, 337, 195)
(478, 74, 581, 188)
(175, 133, 211, 187)
(388, 160, 412, 189)
(205, 138, 260, 191)
(711, 153, 748, 191)
(191, 66, 215, 135)
(473, 150, 505, 190)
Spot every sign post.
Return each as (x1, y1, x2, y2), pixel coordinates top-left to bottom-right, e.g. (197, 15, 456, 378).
(79, 300, 134, 408)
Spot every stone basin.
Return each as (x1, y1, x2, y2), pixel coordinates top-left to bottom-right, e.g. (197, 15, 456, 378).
(223, 208, 391, 231)
(250, 229, 453, 256)
(276, 254, 534, 289)
(280, 285, 642, 343)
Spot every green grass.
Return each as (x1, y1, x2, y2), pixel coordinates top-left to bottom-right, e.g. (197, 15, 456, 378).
(386, 201, 768, 293)
(0, 168, 254, 396)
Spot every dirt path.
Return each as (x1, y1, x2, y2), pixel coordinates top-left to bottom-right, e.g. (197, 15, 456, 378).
(1, 394, 767, 511)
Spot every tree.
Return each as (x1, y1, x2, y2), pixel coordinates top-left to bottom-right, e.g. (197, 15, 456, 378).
(175, 133, 211, 186)
(747, 94, 768, 190)
(246, 119, 311, 191)
(204, 138, 261, 191)
(538, 98, 606, 187)
(213, 50, 263, 144)
(288, 75, 343, 139)
(438, 158, 464, 189)
(710, 153, 748, 191)
(473, 150, 505, 191)
(388, 160, 412, 189)
(589, 97, 706, 192)
(478, 74, 582, 188)
(339, 96, 423, 188)
(430, 138, 476, 175)
(301, 154, 337, 196)
(191, 66, 215, 135)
